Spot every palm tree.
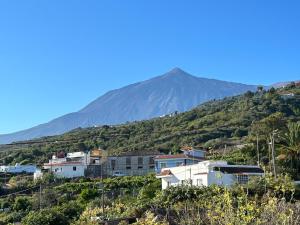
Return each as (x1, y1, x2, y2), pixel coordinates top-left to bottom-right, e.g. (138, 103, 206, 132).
(280, 122, 300, 174)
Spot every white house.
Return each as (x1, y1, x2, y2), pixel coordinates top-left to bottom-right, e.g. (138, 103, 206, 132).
(156, 160, 264, 190)
(0, 164, 37, 174)
(43, 151, 88, 178)
(34, 169, 43, 180)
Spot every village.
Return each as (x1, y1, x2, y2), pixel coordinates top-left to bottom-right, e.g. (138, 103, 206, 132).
(0, 146, 265, 190)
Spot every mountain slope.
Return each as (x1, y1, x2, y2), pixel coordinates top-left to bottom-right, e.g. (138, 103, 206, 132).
(0, 68, 259, 144)
(2, 85, 300, 167)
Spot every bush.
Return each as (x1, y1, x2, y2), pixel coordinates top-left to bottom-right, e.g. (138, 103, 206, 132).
(22, 208, 68, 225)
(13, 196, 32, 211)
(80, 188, 98, 201)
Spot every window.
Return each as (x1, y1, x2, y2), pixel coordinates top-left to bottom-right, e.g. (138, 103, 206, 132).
(126, 157, 131, 170)
(236, 175, 248, 184)
(138, 157, 143, 169)
(111, 159, 116, 170)
(176, 162, 182, 167)
(167, 181, 171, 188)
(149, 157, 155, 165)
(196, 179, 203, 186)
(138, 157, 143, 165)
(73, 166, 77, 171)
(149, 157, 155, 169)
(160, 163, 167, 169)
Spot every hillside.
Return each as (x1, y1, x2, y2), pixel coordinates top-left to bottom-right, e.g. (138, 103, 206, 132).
(0, 68, 258, 144)
(1, 85, 300, 169)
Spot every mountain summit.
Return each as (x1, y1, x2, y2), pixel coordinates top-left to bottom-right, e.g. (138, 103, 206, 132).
(0, 68, 258, 144)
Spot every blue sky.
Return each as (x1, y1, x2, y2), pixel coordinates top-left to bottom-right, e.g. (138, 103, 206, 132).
(0, 0, 299, 134)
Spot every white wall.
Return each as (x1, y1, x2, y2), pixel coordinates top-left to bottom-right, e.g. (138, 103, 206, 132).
(159, 163, 210, 189)
(51, 165, 85, 178)
(158, 161, 261, 190)
(207, 172, 235, 186)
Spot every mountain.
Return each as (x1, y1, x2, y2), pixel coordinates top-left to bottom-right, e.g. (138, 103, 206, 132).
(2, 85, 300, 167)
(0, 68, 259, 144)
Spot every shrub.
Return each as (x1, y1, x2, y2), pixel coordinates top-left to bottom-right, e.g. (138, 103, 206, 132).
(80, 188, 98, 201)
(22, 208, 68, 225)
(13, 196, 32, 211)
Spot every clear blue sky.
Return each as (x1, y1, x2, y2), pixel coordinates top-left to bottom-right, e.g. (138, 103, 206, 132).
(0, 0, 299, 134)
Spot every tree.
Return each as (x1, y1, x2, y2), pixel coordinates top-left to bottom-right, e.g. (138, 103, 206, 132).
(244, 91, 254, 98)
(13, 196, 32, 211)
(257, 86, 264, 92)
(269, 87, 276, 94)
(250, 113, 285, 173)
(280, 122, 300, 175)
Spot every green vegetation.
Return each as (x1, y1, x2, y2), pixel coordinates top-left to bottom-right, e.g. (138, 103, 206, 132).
(1, 87, 299, 156)
(0, 174, 299, 225)
(0, 85, 300, 224)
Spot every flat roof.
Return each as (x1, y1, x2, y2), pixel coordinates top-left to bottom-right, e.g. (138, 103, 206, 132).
(213, 166, 264, 174)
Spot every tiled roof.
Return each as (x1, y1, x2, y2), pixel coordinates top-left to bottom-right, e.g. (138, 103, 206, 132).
(157, 170, 173, 177)
(161, 170, 172, 176)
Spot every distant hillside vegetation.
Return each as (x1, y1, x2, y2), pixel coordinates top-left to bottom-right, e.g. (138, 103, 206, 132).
(1, 85, 299, 170)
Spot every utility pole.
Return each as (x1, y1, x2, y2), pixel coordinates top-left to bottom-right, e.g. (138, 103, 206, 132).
(256, 134, 260, 166)
(189, 168, 192, 186)
(99, 148, 107, 220)
(268, 139, 271, 171)
(222, 144, 227, 160)
(100, 162, 105, 217)
(271, 130, 277, 178)
(39, 183, 42, 210)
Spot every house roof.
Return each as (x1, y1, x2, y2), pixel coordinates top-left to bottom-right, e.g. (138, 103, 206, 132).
(213, 166, 264, 174)
(155, 154, 205, 160)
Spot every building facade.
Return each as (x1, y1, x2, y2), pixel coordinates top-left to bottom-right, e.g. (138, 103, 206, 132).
(106, 154, 157, 176)
(156, 160, 264, 190)
(43, 151, 88, 178)
(154, 148, 206, 173)
(42, 149, 160, 178)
